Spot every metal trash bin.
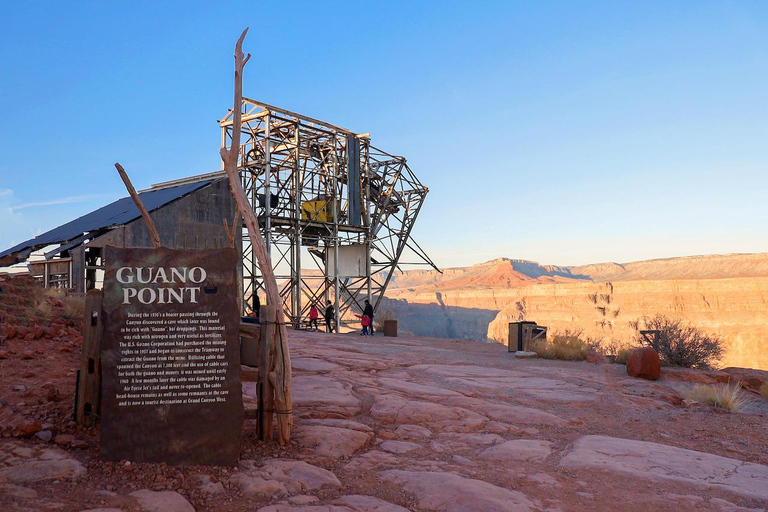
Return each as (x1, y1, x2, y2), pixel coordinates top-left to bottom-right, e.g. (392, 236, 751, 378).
(383, 320, 398, 337)
(508, 321, 547, 352)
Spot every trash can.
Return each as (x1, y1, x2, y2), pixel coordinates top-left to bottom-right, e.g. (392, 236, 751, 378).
(508, 321, 547, 352)
(383, 320, 398, 337)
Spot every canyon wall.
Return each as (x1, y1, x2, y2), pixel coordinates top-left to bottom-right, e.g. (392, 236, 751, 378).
(385, 255, 768, 370)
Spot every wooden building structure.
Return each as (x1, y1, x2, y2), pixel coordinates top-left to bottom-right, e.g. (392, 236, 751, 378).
(0, 173, 239, 293)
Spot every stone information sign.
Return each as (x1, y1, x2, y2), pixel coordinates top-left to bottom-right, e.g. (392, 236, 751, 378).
(100, 246, 243, 466)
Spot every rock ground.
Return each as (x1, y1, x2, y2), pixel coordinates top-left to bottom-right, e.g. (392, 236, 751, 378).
(1, 276, 768, 511)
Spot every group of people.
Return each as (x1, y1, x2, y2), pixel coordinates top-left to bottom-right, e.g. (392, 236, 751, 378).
(306, 301, 335, 333)
(248, 295, 375, 335)
(306, 299, 375, 335)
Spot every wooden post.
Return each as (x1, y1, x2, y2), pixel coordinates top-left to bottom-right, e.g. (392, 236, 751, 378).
(258, 305, 276, 441)
(76, 289, 104, 427)
(220, 28, 292, 445)
(114, 162, 161, 248)
(223, 210, 241, 249)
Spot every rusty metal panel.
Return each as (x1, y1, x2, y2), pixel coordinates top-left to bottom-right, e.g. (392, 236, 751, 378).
(100, 246, 243, 466)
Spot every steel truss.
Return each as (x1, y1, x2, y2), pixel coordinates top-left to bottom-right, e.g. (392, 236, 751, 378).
(220, 98, 438, 325)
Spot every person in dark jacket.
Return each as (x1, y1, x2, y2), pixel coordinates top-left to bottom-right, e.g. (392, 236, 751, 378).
(363, 299, 374, 335)
(324, 301, 335, 333)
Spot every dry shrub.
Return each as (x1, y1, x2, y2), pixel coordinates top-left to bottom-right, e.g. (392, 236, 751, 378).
(61, 295, 85, 322)
(760, 382, 768, 399)
(680, 383, 749, 412)
(32, 284, 50, 317)
(614, 348, 633, 365)
(636, 315, 724, 369)
(599, 338, 638, 364)
(373, 308, 396, 332)
(533, 330, 596, 361)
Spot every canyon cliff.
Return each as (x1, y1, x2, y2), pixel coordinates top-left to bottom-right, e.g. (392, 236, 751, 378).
(384, 254, 768, 370)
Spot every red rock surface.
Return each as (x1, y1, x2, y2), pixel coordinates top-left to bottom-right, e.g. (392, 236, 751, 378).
(1, 274, 768, 511)
(626, 347, 662, 380)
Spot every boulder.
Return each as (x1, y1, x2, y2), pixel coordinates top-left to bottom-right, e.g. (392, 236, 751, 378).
(13, 421, 42, 438)
(626, 347, 661, 380)
(35, 430, 53, 443)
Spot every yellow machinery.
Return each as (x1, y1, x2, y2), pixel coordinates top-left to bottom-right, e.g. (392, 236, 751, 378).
(301, 197, 335, 223)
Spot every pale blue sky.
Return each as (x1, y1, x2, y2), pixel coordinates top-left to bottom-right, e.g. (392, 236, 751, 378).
(1, 1, 766, 267)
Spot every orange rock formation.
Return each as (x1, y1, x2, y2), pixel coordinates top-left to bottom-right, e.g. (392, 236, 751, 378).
(386, 254, 768, 370)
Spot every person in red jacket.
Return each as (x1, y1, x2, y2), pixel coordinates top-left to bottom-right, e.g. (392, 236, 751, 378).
(308, 303, 319, 330)
(354, 314, 371, 336)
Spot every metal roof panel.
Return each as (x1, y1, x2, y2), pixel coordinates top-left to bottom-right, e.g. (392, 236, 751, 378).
(0, 180, 211, 262)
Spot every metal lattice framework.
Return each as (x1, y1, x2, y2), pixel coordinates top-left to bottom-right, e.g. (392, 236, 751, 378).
(220, 99, 438, 325)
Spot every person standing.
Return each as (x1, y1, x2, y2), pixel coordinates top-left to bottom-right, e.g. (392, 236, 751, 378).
(308, 303, 319, 330)
(363, 299, 374, 335)
(354, 314, 370, 335)
(324, 301, 335, 333)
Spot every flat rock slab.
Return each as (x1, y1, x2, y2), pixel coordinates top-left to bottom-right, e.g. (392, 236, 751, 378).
(376, 377, 462, 398)
(478, 439, 553, 462)
(370, 394, 486, 430)
(0, 457, 86, 484)
(261, 495, 410, 512)
(334, 494, 410, 511)
(129, 490, 195, 512)
(260, 459, 342, 493)
(394, 424, 432, 439)
(431, 433, 504, 453)
(294, 425, 372, 462)
(443, 397, 565, 427)
(380, 440, 422, 454)
(292, 358, 343, 373)
(293, 376, 361, 416)
(381, 470, 538, 512)
(560, 435, 768, 501)
(230, 474, 288, 497)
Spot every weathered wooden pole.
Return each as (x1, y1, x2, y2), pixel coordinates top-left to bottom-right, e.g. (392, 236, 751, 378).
(220, 28, 292, 444)
(114, 163, 161, 248)
(258, 305, 276, 440)
(75, 289, 104, 426)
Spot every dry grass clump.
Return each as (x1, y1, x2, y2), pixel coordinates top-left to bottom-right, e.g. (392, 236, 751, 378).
(680, 383, 750, 413)
(534, 331, 596, 361)
(760, 382, 768, 399)
(61, 295, 85, 321)
(598, 338, 637, 365)
(373, 308, 396, 333)
(614, 348, 633, 365)
(45, 287, 85, 322)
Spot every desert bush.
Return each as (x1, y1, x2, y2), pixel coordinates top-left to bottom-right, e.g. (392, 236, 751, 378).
(614, 348, 633, 365)
(679, 383, 749, 412)
(760, 382, 768, 399)
(635, 315, 723, 369)
(533, 330, 597, 361)
(61, 295, 85, 322)
(598, 338, 637, 364)
(373, 308, 396, 332)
